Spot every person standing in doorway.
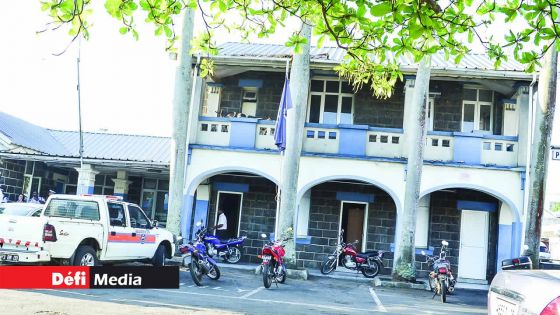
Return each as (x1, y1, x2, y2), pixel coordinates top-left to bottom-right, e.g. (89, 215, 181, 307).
(16, 194, 25, 203)
(215, 209, 228, 239)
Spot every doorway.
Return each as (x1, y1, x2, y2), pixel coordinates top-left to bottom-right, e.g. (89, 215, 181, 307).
(458, 210, 489, 281)
(215, 192, 243, 239)
(339, 201, 368, 252)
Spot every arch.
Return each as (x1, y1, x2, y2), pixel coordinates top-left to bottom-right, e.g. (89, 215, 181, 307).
(297, 175, 402, 214)
(420, 183, 520, 223)
(186, 166, 280, 197)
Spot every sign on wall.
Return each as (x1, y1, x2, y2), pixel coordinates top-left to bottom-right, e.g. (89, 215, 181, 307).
(552, 148, 560, 160)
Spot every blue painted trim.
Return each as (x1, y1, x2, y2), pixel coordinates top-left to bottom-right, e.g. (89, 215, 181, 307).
(368, 126, 404, 134)
(512, 221, 522, 257)
(521, 171, 526, 190)
(453, 135, 482, 164)
(199, 116, 232, 122)
(457, 200, 498, 212)
(497, 224, 513, 270)
(336, 192, 374, 203)
(499, 98, 517, 105)
(214, 182, 249, 193)
(207, 82, 224, 87)
(482, 134, 518, 141)
(230, 121, 257, 148)
(390, 243, 434, 255)
(239, 79, 263, 88)
(87, 186, 94, 194)
(428, 131, 453, 136)
(257, 120, 276, 125)
(339, 124, 369, 130)
(181, 194, 195, 239)
(192, 199, 209, 240)
(339, 128, 366, 156)
(296, 236, 312, 245)
(188, 144, 525, 172)
(230, 117, 259, 123)
(453, 132, 484, 138)
(305, 122, 338, 129)
(404, 75, 416, 80)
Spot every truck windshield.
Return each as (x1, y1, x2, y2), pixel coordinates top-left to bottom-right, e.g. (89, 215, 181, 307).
(44, 199, 100, 221)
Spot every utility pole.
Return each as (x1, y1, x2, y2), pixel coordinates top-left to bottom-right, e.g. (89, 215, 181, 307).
(167, 9, 196, 235)
(524, 48, 557, 268)
(276, 23, 311, 268)
(393, 56, 431, 281)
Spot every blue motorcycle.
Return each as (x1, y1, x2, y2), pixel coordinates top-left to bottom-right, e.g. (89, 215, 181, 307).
(179, 222, 221, 286)
(203, 231, 247, 264)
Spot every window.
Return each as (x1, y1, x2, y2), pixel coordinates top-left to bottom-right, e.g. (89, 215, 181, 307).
(201, 124, 208, 131)
(369, 135, 377, 142)
(307, 130, 315, 138)
(108, 203, 126, 227)
(380, 135, 388, 143)
(483, 142, 491, 150)
(211, 124, 218, 132)
(307, 79, 354, 124)
(221, 125, 229, 133)
(94, 175, 115, 196)
(507, 144, 514, 152)
(259, 127, 268, 135)
(318, 131, 326, 139)
(128, 205, 151, 229)
(495, 143, 503, 151)
(392, 136, 399, 144)
(442, 140, 450, 147)
(328, 132, 337, 139)
(462, 88, 494, 133)
(432, 139, 439, 147)
(44, 199, 100, 221)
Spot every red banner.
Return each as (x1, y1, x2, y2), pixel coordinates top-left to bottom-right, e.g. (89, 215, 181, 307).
(0, 266, 90, 289)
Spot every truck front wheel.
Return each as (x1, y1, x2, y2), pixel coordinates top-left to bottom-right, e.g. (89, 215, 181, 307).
(152, 244, 166, 266)
(73, 246, 99, 266)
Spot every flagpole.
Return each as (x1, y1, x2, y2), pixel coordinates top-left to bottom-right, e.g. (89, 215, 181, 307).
(77, 38, 84, 170)
(275, 58, 291, 237)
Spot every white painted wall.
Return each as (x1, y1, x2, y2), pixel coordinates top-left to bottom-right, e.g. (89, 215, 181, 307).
(302, 127, 339, 154)
(255, 124, 277, 150)
(424, 136, 454, 161)
(480, 140, 518, 166)
(365, 131, 404, 158)
(195, 121, 231, 146)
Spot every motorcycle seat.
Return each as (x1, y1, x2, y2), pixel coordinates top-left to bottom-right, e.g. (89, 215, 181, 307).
(358, 251, 379, 258)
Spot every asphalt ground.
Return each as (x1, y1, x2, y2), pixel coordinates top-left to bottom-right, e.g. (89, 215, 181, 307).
(2, 267, 487, 315)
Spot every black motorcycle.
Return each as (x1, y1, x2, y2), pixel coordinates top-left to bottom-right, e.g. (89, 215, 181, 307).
(422, 240, 456, 303)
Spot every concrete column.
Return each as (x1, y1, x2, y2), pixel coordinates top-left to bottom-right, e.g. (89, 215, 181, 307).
(191, 185, 210, 240)
(515, 86, 530, 166)
(111, 170, 132, 200)
(167, 9, 196, 236)
(75, 164, 98, 195)
(277, 22, 312, 268)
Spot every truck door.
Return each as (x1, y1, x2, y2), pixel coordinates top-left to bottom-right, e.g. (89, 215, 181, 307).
(105, 202, 140, 260)
(126, 205, 158, 258)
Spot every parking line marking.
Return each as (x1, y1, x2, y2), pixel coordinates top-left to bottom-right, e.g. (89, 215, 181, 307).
(212, 287, 222, 290)
(153, 289, 375, 312)
(369, 287, 387, 313)
(240, 287, 264, 299)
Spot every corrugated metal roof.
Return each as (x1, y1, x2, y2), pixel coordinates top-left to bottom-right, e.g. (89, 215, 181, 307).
(0, 112, 70, 155)
(48, 130, 171, 164)
(216, 42, 526, 72)
(0, 112, 170, 164)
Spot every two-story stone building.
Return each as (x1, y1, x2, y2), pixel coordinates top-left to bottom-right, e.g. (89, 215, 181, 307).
(180, 42, 535, 283)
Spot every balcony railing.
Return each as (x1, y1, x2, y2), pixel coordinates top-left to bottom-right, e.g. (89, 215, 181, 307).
(194, 117, 519, 168)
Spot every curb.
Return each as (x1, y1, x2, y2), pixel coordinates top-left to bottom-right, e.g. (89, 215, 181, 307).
(373, 277, 430, 290)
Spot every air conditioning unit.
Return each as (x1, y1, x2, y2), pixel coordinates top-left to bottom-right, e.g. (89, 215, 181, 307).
(243, 90, 257, 102)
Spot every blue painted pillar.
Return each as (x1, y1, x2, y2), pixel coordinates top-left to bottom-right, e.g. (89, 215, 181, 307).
(512, 221, 522, 257)
(229, 118, 258, 148)
(180, 194, 195, 240)
(191, 185, 211, 240)
(497, 224, 513, 267)
(75, 164, 98, 195)
(338, 124, 367, 156)
(453, 132, 482, 164)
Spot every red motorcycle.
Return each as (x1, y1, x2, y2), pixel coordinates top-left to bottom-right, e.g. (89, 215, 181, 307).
(321, 229, 384, 278)
(258, 233, 290, 289)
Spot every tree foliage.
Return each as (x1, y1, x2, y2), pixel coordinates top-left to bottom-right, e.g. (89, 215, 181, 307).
(40, 0, 560, 95)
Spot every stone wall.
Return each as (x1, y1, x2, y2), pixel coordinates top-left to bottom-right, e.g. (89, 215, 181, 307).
(353, 82, 405, 128)
(295, 181, 397, 274)
(207, 174, 278, 264)
(0, 159, 25, 201)
(423, 189, 499, 280)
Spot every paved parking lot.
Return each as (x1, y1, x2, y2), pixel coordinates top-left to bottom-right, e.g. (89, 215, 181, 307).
(4, 268, 487, 315)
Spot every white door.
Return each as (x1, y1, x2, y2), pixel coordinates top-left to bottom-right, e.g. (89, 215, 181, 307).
(458, 210, 489, 280)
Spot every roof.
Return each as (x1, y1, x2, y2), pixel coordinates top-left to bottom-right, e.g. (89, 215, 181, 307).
(0, 112, 170, 164)
(49, 130, 170, 164)
(0, 112, 70, 155)
(215, 42, 527, 73)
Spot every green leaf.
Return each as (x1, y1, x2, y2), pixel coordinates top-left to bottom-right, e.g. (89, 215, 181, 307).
(119, 26, 128, 35)
(317, 35, 326, 48)
(164, 25, 173, 37)
(132, 29, 139, 40)
(370, 3, 392, 17)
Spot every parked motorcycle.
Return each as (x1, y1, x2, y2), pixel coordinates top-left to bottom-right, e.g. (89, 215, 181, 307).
(203, 230, 247, 264)
(320, 229, 384, 278)
(178, 221, 221, 286)
(258, 233, 290, 289)
(422, 240, 456, 303)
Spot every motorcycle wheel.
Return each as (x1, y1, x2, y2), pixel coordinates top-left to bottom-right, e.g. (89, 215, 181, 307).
(206, 261, 221, 280)
(189, 259, 203, 286)
(321, 256, 337, 275)
(225, 247, 242, 264)
(361, 260, 381, 278)
(440, 280, 447, 303)
(262, 264, 272, 289)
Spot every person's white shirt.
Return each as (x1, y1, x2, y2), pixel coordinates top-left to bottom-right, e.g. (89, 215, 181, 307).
(217, 213, 227, 230)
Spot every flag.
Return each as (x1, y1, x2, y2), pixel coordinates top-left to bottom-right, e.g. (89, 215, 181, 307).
(274, 79, 293, 151)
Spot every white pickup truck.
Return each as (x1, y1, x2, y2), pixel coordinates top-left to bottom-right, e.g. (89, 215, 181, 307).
(0, 195, 175, 266)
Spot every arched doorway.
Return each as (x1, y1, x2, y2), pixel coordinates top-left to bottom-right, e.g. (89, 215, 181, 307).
(186, 171, 279, 263)
(419, 187, 519, 283)
(295, 178, 399, 273)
